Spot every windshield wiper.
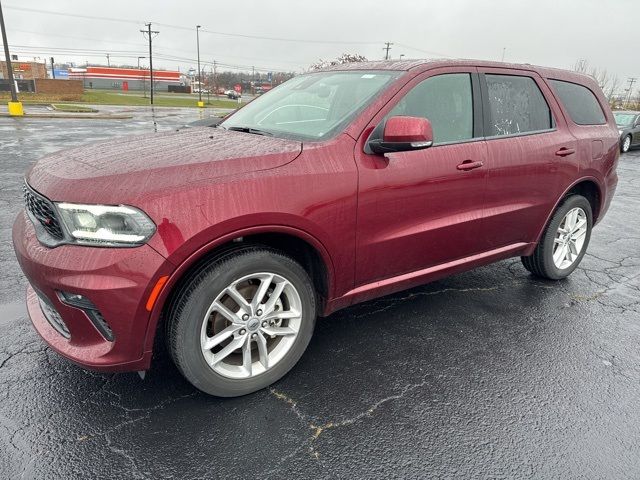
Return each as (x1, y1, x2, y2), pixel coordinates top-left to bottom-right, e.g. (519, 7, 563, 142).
(226, 126, 274, 137)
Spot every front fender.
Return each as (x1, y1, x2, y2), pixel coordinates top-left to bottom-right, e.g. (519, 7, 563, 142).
(141, 223, 336, 355)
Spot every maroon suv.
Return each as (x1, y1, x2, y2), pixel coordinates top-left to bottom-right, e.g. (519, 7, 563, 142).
(13, 60, 619, 396)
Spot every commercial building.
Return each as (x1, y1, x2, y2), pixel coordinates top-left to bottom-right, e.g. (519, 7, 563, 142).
(0, 60, 47, 80)
(67, 66, 183, 91)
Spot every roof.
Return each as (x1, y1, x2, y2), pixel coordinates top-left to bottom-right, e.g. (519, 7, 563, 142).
(316, 59, 594, 84)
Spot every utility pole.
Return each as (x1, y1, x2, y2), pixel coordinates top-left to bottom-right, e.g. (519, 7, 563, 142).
(213, 60, 218, 99)
(383, 42, 393, 60)
(50, 57, 55, 79)
(196, 25, 202, 106)
(0, 0, 22, 115)
(106, 53, 110, 67)
(625, 77, 637, 108)
(141, 23, 159, 105)
(501, 47, 506, 62)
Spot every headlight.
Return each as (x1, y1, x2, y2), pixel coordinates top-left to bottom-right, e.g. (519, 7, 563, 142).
(56, 203, 156, 247)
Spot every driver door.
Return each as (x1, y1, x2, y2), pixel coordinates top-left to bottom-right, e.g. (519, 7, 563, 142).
(354, 68, 488, 286)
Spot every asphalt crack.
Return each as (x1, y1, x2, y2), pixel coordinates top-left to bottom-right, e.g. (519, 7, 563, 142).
(268, 380, 428, 463)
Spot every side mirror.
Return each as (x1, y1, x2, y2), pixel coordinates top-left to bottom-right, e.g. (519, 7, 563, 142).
(369, 116, 433, 154)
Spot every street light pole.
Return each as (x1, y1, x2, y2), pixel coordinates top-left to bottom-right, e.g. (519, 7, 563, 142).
(0, 0, 23, 115)
(196, 25, 202, 106)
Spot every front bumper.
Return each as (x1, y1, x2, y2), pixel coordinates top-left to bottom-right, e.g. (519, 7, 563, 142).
(13, 211, 170, 372)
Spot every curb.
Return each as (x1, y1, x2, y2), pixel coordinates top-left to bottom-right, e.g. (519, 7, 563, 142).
(0, 113, 134, 119)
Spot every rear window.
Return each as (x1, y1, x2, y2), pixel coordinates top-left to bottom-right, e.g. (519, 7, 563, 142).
(548, 79, 606, 125)
(485, 74, 553, 136)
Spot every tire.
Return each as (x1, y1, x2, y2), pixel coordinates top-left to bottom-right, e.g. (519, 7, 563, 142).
(621, 135, 632, 153)
(166, 246, 317, 397)
(521, 195, 592, 280)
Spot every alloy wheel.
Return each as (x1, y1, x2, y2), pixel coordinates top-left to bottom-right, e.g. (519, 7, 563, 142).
(552, 207, 588, 270)
(200, 272, 302, 379)
(622, 136, 631, 153)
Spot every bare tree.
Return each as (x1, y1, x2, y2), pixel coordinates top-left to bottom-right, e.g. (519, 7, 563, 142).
(573, 59, 621, 102)
(309, 53, 368, 71)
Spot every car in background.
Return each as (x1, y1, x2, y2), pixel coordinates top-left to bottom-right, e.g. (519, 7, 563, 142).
(614, 110, 640, 153)
(226, 90, 242, 100)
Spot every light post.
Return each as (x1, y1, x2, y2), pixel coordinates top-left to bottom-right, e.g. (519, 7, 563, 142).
(137, 56, 145, 68)
(196, 25, 203, 107)
(400, 54, 405, 61)
(0, 0, 23, 116)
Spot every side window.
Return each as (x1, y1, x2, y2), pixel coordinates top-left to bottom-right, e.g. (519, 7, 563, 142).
(485, 74, 553, 136)
(548, 79, 606, 125)
(388, 73, 473, 144)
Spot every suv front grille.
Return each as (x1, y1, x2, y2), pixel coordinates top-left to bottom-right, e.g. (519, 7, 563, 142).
(23, 182, 64, 240)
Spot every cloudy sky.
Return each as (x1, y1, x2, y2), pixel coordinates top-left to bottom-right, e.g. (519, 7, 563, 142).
(2, 0, 637, 92)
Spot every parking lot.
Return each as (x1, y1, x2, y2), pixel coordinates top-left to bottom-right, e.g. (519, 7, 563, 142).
(1, 108, 639, 479)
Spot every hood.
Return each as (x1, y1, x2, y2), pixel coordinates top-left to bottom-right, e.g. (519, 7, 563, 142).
(27, 126, 302, 204)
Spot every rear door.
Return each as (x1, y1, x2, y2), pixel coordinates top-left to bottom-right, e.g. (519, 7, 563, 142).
(354, 67, 488, 285)
(478, 68, 577, 248)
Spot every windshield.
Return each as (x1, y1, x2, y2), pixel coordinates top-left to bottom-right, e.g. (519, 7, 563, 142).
(221, 71, 400, 140)
(614, 113, 636, 126)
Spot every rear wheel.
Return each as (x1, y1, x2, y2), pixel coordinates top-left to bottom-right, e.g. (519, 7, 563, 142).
(521, 195, 592, 280)
(621, 135, 632, 153)
(167, 247, 316, 397)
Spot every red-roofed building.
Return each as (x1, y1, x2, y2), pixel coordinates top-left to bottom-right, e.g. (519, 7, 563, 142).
(68, 66, 184, 91)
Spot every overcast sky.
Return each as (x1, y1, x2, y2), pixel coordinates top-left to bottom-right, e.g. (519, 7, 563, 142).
(2, 0, 637, 92)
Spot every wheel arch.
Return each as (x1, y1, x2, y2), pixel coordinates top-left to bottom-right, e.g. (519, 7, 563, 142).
(529, 177, 603, 252)
(142, 225, 335, 355)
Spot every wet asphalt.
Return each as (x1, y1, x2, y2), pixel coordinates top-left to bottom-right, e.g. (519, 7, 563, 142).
(1, 107, 639, 479)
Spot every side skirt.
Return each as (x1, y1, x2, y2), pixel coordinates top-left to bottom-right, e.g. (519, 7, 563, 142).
(324, 242, 532, 314)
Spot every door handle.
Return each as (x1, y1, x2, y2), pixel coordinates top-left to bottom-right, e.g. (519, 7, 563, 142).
(555, 147, 576, 157)
(456, 160, 484, 171)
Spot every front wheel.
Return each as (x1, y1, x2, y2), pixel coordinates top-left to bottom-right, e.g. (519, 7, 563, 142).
(166, 247, 317, 397)
(521, 195, 592, 280)
(621, 135, 632, 153)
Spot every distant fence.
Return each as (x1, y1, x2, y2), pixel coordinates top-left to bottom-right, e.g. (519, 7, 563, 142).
(168, 85, 191, 94)
(35, 79, 83, 95)
(0, 79, 35, 93)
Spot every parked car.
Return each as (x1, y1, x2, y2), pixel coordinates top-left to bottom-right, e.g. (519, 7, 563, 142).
(226, 90, 241, 100)
(13, 60, 619, 397)
(613, 110, 640, 153)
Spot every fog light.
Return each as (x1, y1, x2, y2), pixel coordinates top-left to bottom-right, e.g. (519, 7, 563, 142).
(56, 291, 114, 342)
(57, 291, 95, 310)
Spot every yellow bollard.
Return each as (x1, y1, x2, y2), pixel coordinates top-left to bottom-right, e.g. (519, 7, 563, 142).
(8, 101, 24, 116)
(197, 101, 204, 108)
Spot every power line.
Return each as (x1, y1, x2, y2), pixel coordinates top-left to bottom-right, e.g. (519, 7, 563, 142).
(394, 43, 453, 58)
(3, 4, 380, 45)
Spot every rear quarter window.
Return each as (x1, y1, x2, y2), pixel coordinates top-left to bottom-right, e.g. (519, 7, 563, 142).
(548, 79, 606, 125)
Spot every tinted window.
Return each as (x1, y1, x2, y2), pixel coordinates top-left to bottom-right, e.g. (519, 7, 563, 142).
(548, 79, 606, 125)
(388, 73, 473, 144)
(485, 75, 553, 136)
